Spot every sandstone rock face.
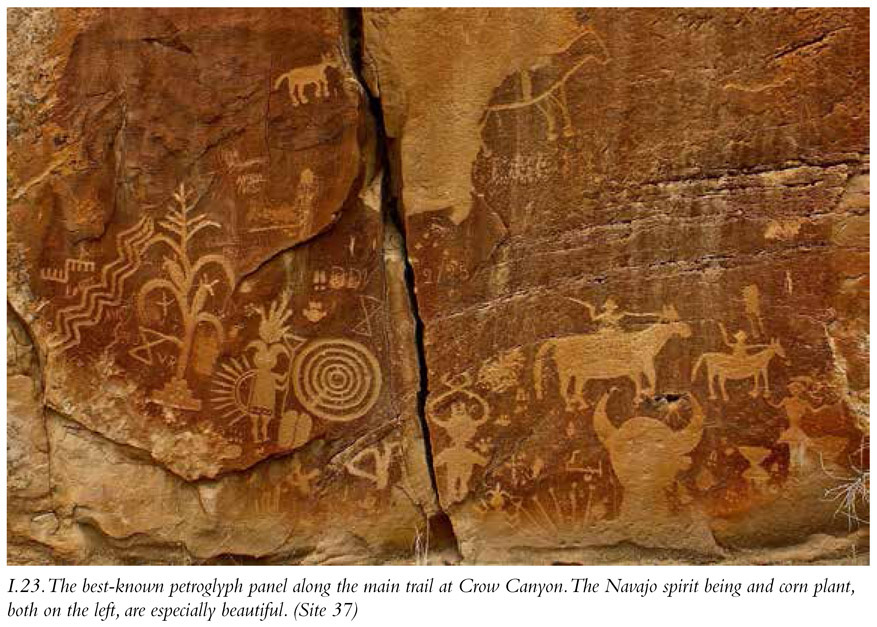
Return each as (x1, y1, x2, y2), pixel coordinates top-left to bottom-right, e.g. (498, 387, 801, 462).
(8, 7, 436, 565)
(8, 7, 869, 564)
(363, 7, 870, 563)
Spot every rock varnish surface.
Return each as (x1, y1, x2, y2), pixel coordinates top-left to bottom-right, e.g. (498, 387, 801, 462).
(8, 7, 869, 564)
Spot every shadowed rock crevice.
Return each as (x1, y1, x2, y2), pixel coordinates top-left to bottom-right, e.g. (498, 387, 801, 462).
(345, 7, 461, 559)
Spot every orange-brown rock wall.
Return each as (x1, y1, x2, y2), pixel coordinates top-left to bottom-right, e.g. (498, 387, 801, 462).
(7, 7, 869, 564)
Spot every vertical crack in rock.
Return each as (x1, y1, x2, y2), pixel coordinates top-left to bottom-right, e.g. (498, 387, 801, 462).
(345, 8, 458, 556)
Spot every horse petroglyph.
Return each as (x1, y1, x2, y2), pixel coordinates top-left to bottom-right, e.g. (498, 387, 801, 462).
(692, 322, 787, 401)
(275, 53, 340, 106)
(535, 304, 691, 409)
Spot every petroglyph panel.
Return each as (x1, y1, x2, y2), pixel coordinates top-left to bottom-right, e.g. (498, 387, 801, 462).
(8, 7, 868, 565)
(364, 7, 869, 563)
(8, 7, 436, 565)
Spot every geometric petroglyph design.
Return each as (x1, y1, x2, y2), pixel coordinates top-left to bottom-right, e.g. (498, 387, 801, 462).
(534, 304, 691, 409)
(291, 338, 382, 422)
(344, 440, 403, 490)
(352, 295, 383, 338)
(212, 355, 259, 422)
(129, 327, 179, 366)
(48, 216, 155, 353)
(40, 258, 95, 296)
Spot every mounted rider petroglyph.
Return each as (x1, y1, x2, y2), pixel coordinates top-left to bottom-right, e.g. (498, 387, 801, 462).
(534, 303, 691, 409)
(691, 322, 787, 401)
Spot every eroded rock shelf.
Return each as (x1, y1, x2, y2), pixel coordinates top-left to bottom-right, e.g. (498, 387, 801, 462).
(7, 7, 869, 564)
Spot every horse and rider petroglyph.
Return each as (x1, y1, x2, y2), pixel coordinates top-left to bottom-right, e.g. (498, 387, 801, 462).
(691, 322, 787, 401)
(534, 303, 691, 410)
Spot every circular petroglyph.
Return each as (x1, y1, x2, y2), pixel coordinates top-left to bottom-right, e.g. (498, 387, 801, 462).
(292, 338, 381, 421)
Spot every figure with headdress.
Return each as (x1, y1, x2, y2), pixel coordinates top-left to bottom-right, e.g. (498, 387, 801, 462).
(245, 295, 294, 442)
(428, 373, 491, 504)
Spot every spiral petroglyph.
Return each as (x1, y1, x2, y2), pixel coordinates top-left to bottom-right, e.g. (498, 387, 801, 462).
(292, 338, 382, 421)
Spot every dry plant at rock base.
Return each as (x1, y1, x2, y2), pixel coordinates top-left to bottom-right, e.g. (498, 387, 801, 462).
(412, 521, 430, 565)
(821, 436, 870, 529)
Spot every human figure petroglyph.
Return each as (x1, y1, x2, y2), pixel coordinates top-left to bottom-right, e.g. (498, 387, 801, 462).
(691, 324, 787, 401)
(568, 296, 661, 333)
(534, 305, 691, 410)
(718, 323, 769, 360)
(244, 296, 295, 442)
(593, 389, 704, 521)
(742, 284, 766, 338)
(296, 169, 317, 211)
(767, 378, 835, 473)
(212, 292, 301, 442)
(428, 373, 490, 504)
(274, 53, 340, 106)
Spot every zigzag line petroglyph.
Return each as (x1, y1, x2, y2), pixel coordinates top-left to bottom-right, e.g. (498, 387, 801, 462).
(40, 258, 96, 284)
(49, 217, 155, 352)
